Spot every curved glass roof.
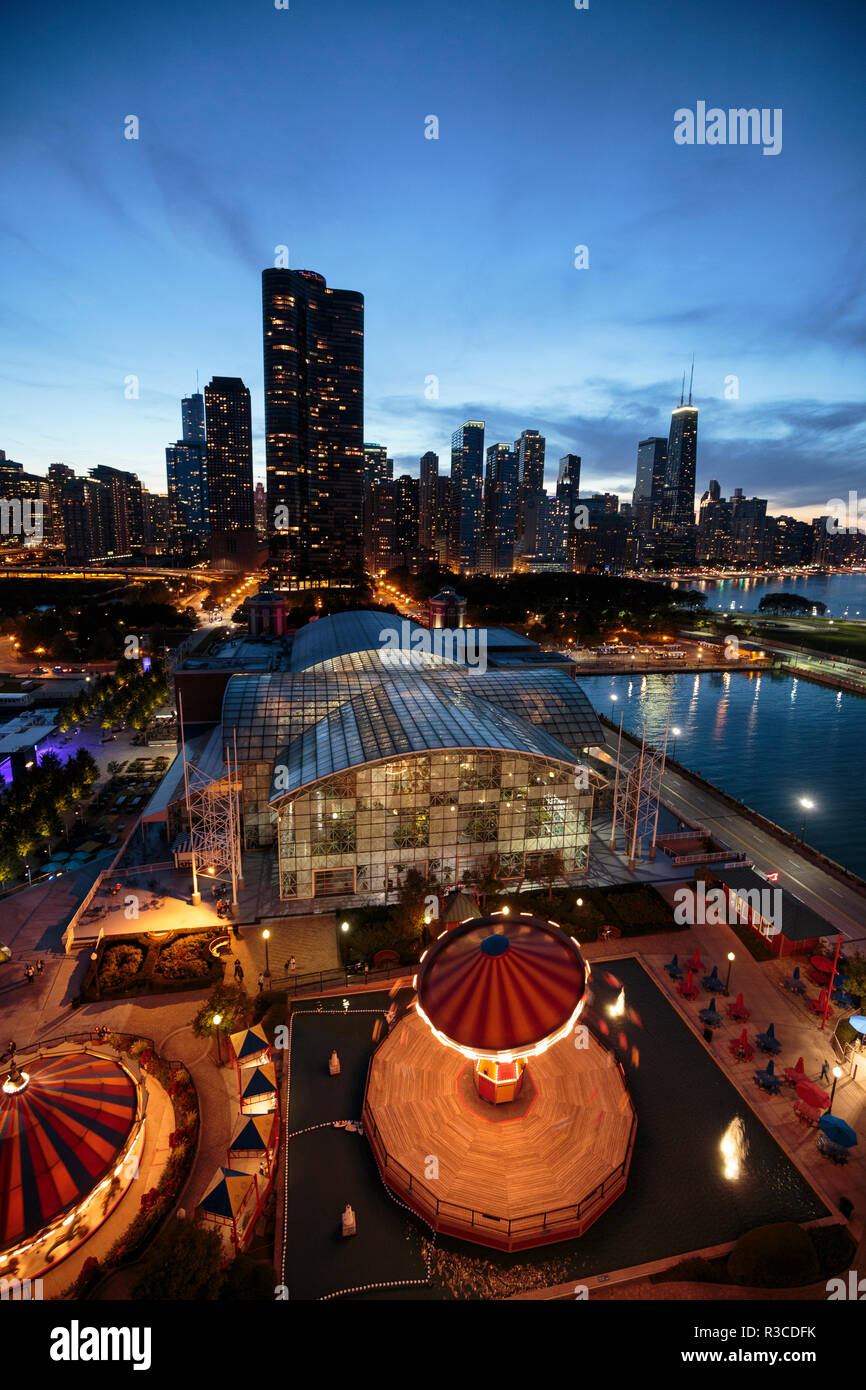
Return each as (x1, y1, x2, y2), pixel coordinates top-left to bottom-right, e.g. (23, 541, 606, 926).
(266, 677, 581, 800)
(290, 610, 457, 673)
(222, 667, 601, 764)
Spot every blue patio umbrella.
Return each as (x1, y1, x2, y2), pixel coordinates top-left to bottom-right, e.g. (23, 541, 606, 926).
(818, 1115, 857, 1148)
(848, 1016, 866, 1037)
(792, 966, 801, 981)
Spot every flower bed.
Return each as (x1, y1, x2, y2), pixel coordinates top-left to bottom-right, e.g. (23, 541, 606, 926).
(78, 931, 223, 1003)
(62, 1040, 200, 1299)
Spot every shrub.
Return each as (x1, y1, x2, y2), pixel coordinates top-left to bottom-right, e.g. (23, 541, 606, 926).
(727, 1223, 820, 1288)
(651, 1256, 728, 1285)
(99, 943, 144, 990)
(155, 933, 212, 979)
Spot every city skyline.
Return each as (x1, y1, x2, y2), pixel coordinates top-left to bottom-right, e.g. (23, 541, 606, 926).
(2, 0, 864, 520)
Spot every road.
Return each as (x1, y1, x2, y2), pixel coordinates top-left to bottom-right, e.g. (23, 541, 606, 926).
(598, 729, 866, 943)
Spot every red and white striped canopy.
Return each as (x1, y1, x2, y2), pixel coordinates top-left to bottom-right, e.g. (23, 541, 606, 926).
(416, 913, 587, 1059)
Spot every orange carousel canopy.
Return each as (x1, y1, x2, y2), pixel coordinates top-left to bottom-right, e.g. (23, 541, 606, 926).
(416, 912, 587, 1061)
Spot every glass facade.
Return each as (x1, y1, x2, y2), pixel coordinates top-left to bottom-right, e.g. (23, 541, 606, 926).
(273, 749, 592, 900)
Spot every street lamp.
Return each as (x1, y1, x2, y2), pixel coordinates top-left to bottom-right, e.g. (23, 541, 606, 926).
(340, 920, 350, 934)
(799, 796, 815, 842)
(262, 928, 271, 979)
(213, 1013, 223, 1065)
(725, 951, 735, 993)
(828, 1066, 843, 1113)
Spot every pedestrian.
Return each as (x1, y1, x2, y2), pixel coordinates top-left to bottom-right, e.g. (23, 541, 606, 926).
(257, 972, 264, 993)
(36, 958, 44, 975)
(820, 1059, 830, 1083)
(364, 962, 369, 979)
(233, 959, 243, 982)
(289, 955, 296, 973)
(6, 1039, 15, 1058)
(25, 965, 34, 985)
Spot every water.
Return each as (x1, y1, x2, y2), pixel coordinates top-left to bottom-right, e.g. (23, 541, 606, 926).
(671, 571, 866, 616)
(579, 669, 866, 878)
(285, 970, 828, 1298)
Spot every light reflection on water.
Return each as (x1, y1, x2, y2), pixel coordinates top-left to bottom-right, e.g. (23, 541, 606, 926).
(580, 670, 866, 878)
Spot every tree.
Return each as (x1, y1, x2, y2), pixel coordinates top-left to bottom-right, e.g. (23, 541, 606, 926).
(537, 850, 566, 902)
(219, 1254, 275, 1301)
(727, 1223, 819, 1289)
(758, 593, 824, 617)
(191, 983, 246, 1040)
(392, 867, 432, 940)
(130, 1218, 225, 1300)
(471, 854, 504, 909)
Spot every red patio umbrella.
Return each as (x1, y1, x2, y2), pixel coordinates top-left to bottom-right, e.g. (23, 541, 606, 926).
(728, 1027, 753, 1060)
(783, 1056, 806, 1085)
(726, 992, 749, 1019)
(794, 1101, 822, 1125)
(688, 949, 704, 972)
(796, 1078, 830, 1109)
(678, 970, 698, 997)
(809, 955, 832, 976)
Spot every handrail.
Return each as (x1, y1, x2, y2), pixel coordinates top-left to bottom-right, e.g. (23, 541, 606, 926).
(359, 1027, 638, 1238)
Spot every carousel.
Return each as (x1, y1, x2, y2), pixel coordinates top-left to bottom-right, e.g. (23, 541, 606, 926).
(0, 1046, 146, 1279)
(364, 911, 635, 1251)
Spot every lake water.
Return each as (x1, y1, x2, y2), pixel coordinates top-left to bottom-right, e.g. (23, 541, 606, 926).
(671, 571, 866, 616)
(579, 669, 866, 879)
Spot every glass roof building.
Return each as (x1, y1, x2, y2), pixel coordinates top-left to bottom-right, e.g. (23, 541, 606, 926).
(215, 611, 604, 905)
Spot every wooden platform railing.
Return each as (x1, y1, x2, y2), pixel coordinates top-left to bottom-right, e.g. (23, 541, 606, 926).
(361, 1055, 638, 1243)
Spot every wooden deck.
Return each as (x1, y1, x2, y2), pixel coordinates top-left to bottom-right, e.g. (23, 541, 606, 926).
(365, 1009, 635, 1249)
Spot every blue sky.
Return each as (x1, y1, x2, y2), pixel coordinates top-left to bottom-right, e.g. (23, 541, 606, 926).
(2, 0, 864, 517)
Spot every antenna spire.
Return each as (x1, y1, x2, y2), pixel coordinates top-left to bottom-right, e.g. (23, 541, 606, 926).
(679, 372, 685, 408)
(688, 356, 694, 407)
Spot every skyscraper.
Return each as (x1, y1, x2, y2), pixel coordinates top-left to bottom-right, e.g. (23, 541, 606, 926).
(89, 465, 144, 554)
(514, 429, 546, 551)
(449, 421, 485, 572)
(660, 369, 698, 535)
(166, 392, 209, 537)
(482, 443, 518, 574)
(181, 392, 206, 445)
(204, 376, 256, 567)
(556, 454, 581, 569)
(633, 438, 667, 533)
(363, 444, 391, 488)
(419, 451, 439, 549)
(262, 267, 364, 579)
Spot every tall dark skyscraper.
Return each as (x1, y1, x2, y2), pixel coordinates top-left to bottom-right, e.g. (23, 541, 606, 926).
(181, 392, 206, 445)
(482, 443, 518, 574)
(204, 376, 256, 567)
(660, 370, 698, 535)
(419, 451, 439, 549)
(363, 443, 391, 488)
(514, 429, 546, 551)
(262, 267, 364, 579)
(89, 464, 144, 554)
(556, 454, 581, 570)
(633, 437, 667, 533)
(449, 421, 485, 572)
(166, 393, 209, 537)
